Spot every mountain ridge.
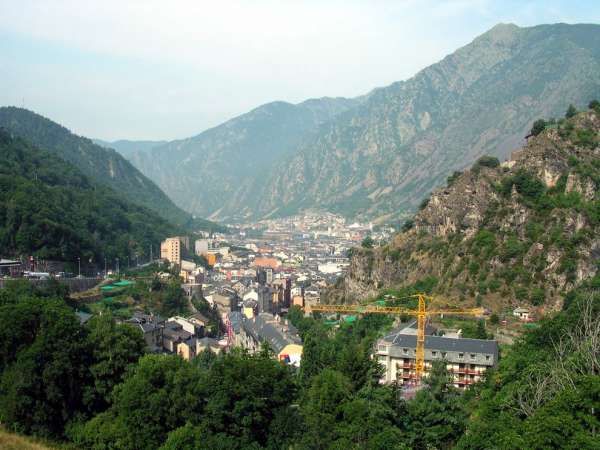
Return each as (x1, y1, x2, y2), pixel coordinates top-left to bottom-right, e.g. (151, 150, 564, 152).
(129, 96, 361, 220)
(125, 22, 600, 223)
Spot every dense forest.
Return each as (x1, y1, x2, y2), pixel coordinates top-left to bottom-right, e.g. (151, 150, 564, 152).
(0, 129, 178, 263)
(0, 107, 227, 234)
(0, 277, 597, 449)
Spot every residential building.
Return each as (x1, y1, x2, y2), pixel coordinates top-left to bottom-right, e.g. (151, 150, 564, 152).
(195, 239, 209, 256)
(163, 320, 193, 353)
(161, 237, 182, 265)
(126, 312, 165, 352)
(513, 307, 531, 321)
(375, 322, 498, 388)
(240, 313, 303, 366)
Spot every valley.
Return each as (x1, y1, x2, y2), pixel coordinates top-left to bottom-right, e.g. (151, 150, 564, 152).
(0, 13, 599, 450)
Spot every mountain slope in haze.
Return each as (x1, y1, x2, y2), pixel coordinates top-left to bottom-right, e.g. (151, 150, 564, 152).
(129, 97, 360, 221)
(0, 129, 177, 262)
(257, 23, 600, 222)
(327, 107, 600, 311)
(0, 107, 220, 230)
(94, 139, 167, 157)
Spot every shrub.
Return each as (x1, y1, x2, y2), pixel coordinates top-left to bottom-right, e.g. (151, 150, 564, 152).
(419, 197, 430, 210)
(514, 286, 529, 301)
(500, 170, 545, 201)
(565, 104, 578, 119)
(573, 128, 598, 148)
(474, 155, 500, 169)
(530, 119, 547, 136)
(401, 219, 414, 232)
(530, 287, 545, 306)
(361, 236, 374, 249)
(447, 171, 462, 186)
(488, 278, 501, 293)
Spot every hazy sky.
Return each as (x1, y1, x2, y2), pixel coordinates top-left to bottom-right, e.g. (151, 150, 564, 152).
(1, 0, 599, 140)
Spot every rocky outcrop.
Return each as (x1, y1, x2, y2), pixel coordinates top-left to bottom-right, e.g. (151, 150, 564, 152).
(333, 111, 600, 310)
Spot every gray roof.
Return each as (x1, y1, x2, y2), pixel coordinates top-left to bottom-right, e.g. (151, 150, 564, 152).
(242, 313, 301, 354)
(163, 321, 193, 341)
(197, 337, 220, 348)
(228, 311, 244, 333)
(382, 329, 498, 359)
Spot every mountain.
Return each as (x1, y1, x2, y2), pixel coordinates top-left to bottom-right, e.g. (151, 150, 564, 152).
(0, 107, 223, 231)
(259, 23, 600, 222)
(327, 107, 600, 311)
(129, 97, 360, 221)
(0, 128, 177, 262)
(93, 139, 167, 157)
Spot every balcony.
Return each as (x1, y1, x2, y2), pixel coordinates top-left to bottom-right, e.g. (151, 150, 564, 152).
(448, 368, 483, 375)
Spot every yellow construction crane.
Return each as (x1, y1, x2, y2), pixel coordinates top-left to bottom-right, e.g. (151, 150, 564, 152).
(307, 294, 484, 380)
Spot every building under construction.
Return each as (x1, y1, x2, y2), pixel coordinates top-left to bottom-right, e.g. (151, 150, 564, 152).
(376, 321, 498, 388)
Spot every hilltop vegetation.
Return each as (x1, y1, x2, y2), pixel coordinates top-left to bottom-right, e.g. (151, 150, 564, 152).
(0, 129, 177, 262)
(334, 105, 600, 311)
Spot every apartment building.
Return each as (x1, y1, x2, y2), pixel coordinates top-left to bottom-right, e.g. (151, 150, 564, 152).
(375, 323, 498, 388)
(161, 237, 182, 265)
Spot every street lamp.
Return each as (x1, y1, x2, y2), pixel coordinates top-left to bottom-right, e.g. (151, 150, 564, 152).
(104, 258, 107, 278)
(116, 257, 120, 275)
(77, 256, 81, 278)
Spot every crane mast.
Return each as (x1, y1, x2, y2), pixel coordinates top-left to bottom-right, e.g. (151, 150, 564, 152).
(308, 294, 484, 380)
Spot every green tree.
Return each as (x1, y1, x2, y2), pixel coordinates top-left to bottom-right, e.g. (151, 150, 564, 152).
(566, 104, 578, 118)
(84, 313, 146, 412)
(404, 361, 468, 449)
(72, 354, 204, 450)
(199, 351, 296, 447)
(301, 368, 353, 449)
(0, 297, 89, 438)
(161, 279, 187, 316)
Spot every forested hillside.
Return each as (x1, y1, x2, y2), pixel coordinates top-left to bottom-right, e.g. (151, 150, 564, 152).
(0, 129, 177, 262)
(331, 105, 600, 311)
(0, 107, 224, 232)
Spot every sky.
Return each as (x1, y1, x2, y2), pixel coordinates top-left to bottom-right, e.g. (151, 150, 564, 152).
(1, 1, 600, 141)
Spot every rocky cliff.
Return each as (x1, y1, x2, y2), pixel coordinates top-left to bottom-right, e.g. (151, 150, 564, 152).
(260, 23, 600, 223)
(330, 108, 600, 311)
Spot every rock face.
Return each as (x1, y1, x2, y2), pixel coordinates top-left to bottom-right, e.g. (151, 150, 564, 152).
(127, 23, 600, 223)
(129, 98, 360, 221)
(260, 23, 600, 223)
(331, 111, 600, 310)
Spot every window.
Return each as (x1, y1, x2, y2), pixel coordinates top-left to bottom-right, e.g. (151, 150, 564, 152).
(485, 355, 491, 361)
(441, 352, 447, 358)
(458, 353, 464, 359)
(470, 354, 476, 360)
(403, 348, 408, 355)
(378, 345, 387, 352)
(432, 351, 437, 357)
